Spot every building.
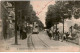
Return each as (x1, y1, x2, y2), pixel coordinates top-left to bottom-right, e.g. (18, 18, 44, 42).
(0, 2, 3, 39)
(1, 1, 9, 39)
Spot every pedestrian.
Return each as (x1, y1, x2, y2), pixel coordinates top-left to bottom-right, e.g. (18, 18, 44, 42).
(66, 32, 69, 41)
(57, 31, 60, 41)
(51, 26, 54, 39)
(53, 31, 55, 40)
(61, 33, 66, 42)
(59, 32, 62, 41)
(46, 29, 48, 35)
(46, 29, 50, 38)
(53, 30, 56, 40)
(49, 29, 52, 40)
(47, 29, 52, 40)
(22, 27, 27, 40)
(20, 28, 23, 39)
(55, 29, 58, 40)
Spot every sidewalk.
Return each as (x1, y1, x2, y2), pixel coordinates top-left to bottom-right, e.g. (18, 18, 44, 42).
(1, 35, 29, 51)
(37, 31, 80, 52)
(67, 38, 79, 45)
(39, 31, 80, 46)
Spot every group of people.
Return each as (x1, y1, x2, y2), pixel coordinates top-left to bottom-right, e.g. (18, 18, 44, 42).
(17, 25, 32, 40)
(46, 28, 70, 42)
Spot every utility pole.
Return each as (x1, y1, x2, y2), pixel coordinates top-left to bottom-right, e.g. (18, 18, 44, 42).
(25, 16, 28, 38)
(14, 2, 18, 45)
(63, 18, 64, 34)
(19, 10, 22, 39)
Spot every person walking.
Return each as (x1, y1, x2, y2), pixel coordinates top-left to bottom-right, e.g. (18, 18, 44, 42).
(53, 31, 55, 40)
(55, 29, 59, 40)
(61, 33, 66, 42)
(22, 27, 27, 40)
(54, 30, 56, 40)
(20, 28, 22, 39)
(66, 32, 69, 41)
(57, 31, 60, 41)
(47, 29, 52, 40)
(46, 29, 50, 38)
(49, 29, 53, 40)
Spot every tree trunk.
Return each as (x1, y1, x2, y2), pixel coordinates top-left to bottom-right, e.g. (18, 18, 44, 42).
(63, 18, 64, 34)
(25, 16, 27, 38)
(14, 2, 18, 45)
(56, 23, 57, 35)
(20, 10, 22, 39)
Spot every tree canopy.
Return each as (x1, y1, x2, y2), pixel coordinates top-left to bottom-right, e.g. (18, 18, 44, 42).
(45, 1, 80, 30)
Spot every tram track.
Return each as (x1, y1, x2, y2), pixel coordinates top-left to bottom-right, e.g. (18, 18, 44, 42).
(27, 34, 35, 50)
(30, 33, 50, 49)
(37, 34, 50, 48)
(30, 35, 35, 49)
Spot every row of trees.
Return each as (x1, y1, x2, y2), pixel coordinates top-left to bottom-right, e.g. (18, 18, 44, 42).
(2, 1, 44, 44)
(45, 1, 80, 33)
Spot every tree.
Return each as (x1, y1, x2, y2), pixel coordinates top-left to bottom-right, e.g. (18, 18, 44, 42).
(46, 4, 62, 28)
(8, 1, 30, 45)
(46, 1, 80, 38)
(58, 1, 72, 33)
(61, 1, 80, 33)
(45, 5, 54, 29)
(54, 1, 80, 34)
(45, 4, 62, 37)
(46, 1, 73, 33)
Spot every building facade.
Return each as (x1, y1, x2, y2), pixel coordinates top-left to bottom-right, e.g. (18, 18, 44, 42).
(1, 1, 9, 39)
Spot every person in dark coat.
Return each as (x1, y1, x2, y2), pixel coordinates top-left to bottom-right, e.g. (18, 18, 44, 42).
(22, 27, 27, 40)
(47, 29, 52, 40)
(47, 29, 49, 37)
(57, 31, 60, 40)
(20, 28, 23, 39)
(66, 32, 69, 41)
(55, 30, 57, 40)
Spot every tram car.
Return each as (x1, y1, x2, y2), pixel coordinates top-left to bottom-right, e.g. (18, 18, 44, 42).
(32, 22, 39, 34)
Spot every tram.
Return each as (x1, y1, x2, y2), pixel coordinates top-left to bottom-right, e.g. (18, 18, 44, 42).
(32, 22, 39, 34)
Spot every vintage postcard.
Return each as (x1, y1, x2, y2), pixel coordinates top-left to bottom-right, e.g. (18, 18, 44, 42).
(0, 0, 80, 52)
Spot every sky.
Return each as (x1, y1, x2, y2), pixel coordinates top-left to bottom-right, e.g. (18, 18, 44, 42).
(30, 0, 80, 32)
(30, 0, 55, 26)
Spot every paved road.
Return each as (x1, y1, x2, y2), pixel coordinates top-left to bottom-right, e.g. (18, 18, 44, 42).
(27, 31, 80, 51)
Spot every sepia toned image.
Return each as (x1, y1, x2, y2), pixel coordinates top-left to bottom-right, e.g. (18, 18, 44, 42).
(0, 0, 80, 52)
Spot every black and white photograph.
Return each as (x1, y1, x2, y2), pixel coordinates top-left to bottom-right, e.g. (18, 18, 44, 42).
(0, 0, 80, 52)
